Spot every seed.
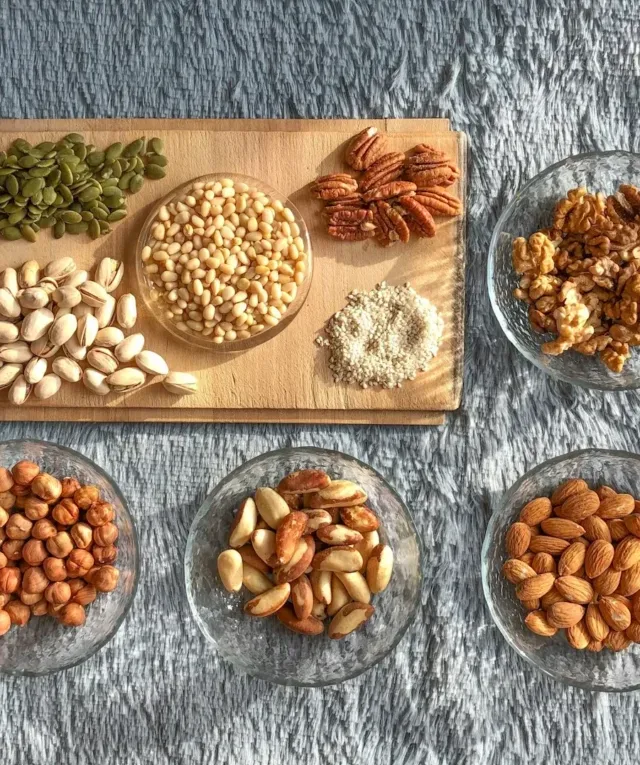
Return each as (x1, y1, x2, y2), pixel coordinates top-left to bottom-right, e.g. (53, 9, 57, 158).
(24, 357, 48, 385)
(34, 374, 61, 400)
(116, 294, 137, 329)
(162, 371, 198, 395)
(52, 357, 82, 383)
(83, 368, 110, 396)
(135, 350, 169, 376)
(106, 367, 146, 391)
(8, 374, 31, 405)
(114, 333, 145, 363)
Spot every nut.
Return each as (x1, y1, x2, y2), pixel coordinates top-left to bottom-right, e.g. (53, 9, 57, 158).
(274, 536, 315, 584)
(42, 557, 67, 582)
(599, 595, 632, 631)
(217, 549, 243, 592)
(365, 543, 394, 593)
(311, 545, 362, 573)
(308, 480, 367, 509)
(275, 511, 308, 565)
(546, 602, 585, 629)
(359, 152, 405, 193)
(44, 581, 71, 605)
(46, 531, 73, 558)
(340, 505, 380, 533)
(335, 571, 371, 604)
(4, 600, 30, 626)
(31, 518, 57, 541)
(92, 545, 117, 565)
(74, 485, 100, 510)
(66, 549, 95, 578)
(52, 499, 80, 526)
(0, 567, 21, 593)
(162, 372, 198, 395)
(524, 610, 558, 637)
(21, 566, 49, 594)
(241, 564, 272, 595)
(251, 529, 278, 568)
(291, 574, 313, 619)
(70, 522, 93, 549)
(31, 473, 62, 503)
(275, 604, 324, 636)
(584, 539, 614, 578)
(86, 501, 114, 527)
(12, 461, 39, 486)
(21, 539, 47, 566)
(59, 603, 86, 627)
(92, 522, 118, 547)
(327, 602, 374, 639)
(255, 487, 290, 529)
(345, 127, 388, 171)
(316, 524, 363, 546)
(505, 522, 531, 558)
(228, 498, 258, 548)
(85, 565, 119, 592)
(244, 583, 291, 617)
(303, 510, 333, 534)
(502, 558, 537, 584)
(5, 513, 33, 540)
(310, 174, 359, 201)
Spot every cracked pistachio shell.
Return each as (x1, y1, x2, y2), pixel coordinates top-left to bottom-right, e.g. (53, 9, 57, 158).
(95, 258, 124, 293)
(44, 257, 76, 283)
(94, 295, 116, 328)
(33, 373, 61, 400)
(30, 335, 60, 359)
(83, 368, 110, 396)
(8, 374, 31, 405)
(78, 281, 109, 309)
(0, 363, 22, 389)
(162, 371, 198, 395)
(24, 356, 48, 385)
(94, 326, 124, 347)
(52, 285, 82, 309)
(87, 347, 119, 375)
(106, 367, 146, 391)
(77, 313, 99, 347)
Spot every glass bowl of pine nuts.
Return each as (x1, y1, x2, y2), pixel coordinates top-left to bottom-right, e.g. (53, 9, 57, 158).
(136, 173, 313, 351)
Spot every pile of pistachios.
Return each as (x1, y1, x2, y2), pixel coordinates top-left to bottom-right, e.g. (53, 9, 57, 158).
(0, 134, 167, 242)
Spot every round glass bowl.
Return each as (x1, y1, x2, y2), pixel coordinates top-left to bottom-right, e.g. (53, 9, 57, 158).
(0, 440, 139, 676)
(135, 173, 313, 352)
(185, 447, 421, 687)
(483, 448, 640, 692)
(488, 150, 640, 389)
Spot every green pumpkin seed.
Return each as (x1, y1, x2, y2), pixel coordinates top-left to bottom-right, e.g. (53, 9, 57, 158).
(47, 168, 61, 186)
(117, 170, 135, 190)
(12, 139, 31, 153)
(1, 226, 22, 241)
(146, 153, 168, 167)
(0, 194, 10, 205)
(20, 224, 36, 242)
(39, 216, 55, 228)
(0, 151, 6, 165)
(123, 138, 145, 157)
(98, 220, 110, 233)
(129, 174, 144, 193)
(69, 202, 83, 213)
(58, 184, 73, 203)
(102, 185, 123, 198)
(92, 208, 108, 220)
(29, 165, 54, 177)
(0, 168, 14, 177)
(78, 186, 101, 203)
(22, 177, 45, 197)
(80, 210, 94, 221)
(42, 186, 57, 205)
(53, 221, 65, 238)
(7, 209, 26, 225)
(18, 155, 39, 169)
(73, 143, 87, 161)
(30, 190, 43, 206)
(59, 163, 74, 185)
(144, 164, 166, 180)
(66, 222, 88, 234)
(64, 133, 84, 144)
(86, 150, 104, 167)
(88, 218, 101, 239)
(0, 219, 8, 230)
(105, 142, 123, 161)
(106, 209, 127, 222)
(148, 137, 164, 154)
(5, 175, 18, 196)
(36, 141, 56, 153)
(61, 210, 83, 224)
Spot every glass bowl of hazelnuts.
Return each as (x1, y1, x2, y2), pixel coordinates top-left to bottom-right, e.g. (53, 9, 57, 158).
(0, 439, 139, 676)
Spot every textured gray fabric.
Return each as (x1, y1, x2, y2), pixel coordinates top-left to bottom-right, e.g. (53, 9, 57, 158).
(1, 0, 640, 763)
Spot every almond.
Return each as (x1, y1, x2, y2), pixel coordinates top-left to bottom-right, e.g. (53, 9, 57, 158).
(515, 572, 556, 601)
(596, 485, 618, 500)
(540, 518, 585, 540)
(608, 519, 629, 541)
(612, 535, 640, 571)
(524, 609, 557, 637)
(505, 522, 531, 557)
(557, 543, 586, 576)
(340, 505, 380, 533)
(519, 497, 553, 526)
(277, 469, 332, 495)
(566, 619, 590, 650)
(274, 536, 315, 584)
(625, 621, 640, 643)
(585, 603, 610, 642)
(617, 561, 640, 597)
(275, 511, 308, 565)
(310, 570, 332, 605)
(316, 524, 363, 546)
(598, 494, 635, 520)
(633, 592, 640, 622)
(255, 487, 291, 529)
(519, 552, 535, 566)
(528, 536, 570, 555)
(624, 513, 640, 538)
(242, 563, 273, 595)
(521, 598, 540, 611)
(291, 574, 313, 619)
(311, 545, 363, 573)
(605, 630, 631, 651)
(599, 595, 632, 631)
(237, 544, 271, 574)
(308, 480, 368, 509)
(217, 549, 243, 593)
(251, 529, 279, 568)
(611, 593, 633, 610)
(554, 575, 594, 604)
(546, 602, 585, 629)
(366, 543, 393, 593)
(551, 478, 589, 506)
(244, 582, 291, 617)
(328, 602, 374, 639)
(541, 586, 564, 610)
(275, 604, 324, 635)
(228, 497, 258, 548)
(555, 490, 600, 522)
(303, 510, 333, 534)
(584, 539, 615, 579)
(581, 515, 612, 542)
(592, 567, 621, 596)
(502, 559, 537, 584)
(531, 552, 556, 574)
(586, 639, 604, 652)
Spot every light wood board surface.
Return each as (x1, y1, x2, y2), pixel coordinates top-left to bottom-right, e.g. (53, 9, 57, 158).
(0, 119, 464, 425)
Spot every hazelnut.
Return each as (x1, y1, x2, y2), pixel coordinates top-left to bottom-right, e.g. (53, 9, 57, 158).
(74, 485, 100, 510)
(11, 460, 40, 486)
(0, 608, 10, 635)
(71, 583, 97, 607)
(5, 513, 33, 541)
(86, 501, 114, 527)
(45, 581, 71, 605)
(0, 508, 8, 528)
(21, 539, 47, 566)
(66, 549, 94, 578)
(31, 518, 57, 541)
(0, 467, 13, 493)
(21, 566, 49, 594)
(0, 592, 10, 608)
(23, 495, 50, 521)
(0, 567, 20, 593)
(93, 545, 117, 565)
(93, 522, 118, 546)
(0, 491, 16, 511)
(86, 565, 119, 592)
(19, 589, 43, 606)
(59, 602, 86, 627)
(47, 602, 64, 619)
(42, 557, 67, 582)
(30, 600, 48, 617)
(70, 522, 93, 549)
(2, 539, 24, 560)
(10, 483, 30, 497)
(0, 552, 6, 569)
(5, 600, 30, 626)
(52, 499, 79, 526)
(60, 477, 81, 498)
(31, 473, 62, 504)
(46, 531, 73, 559)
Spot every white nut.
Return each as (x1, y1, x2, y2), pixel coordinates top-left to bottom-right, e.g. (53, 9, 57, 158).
(114, 333, 144, 363)
(162, 371, 198, 395)
(87, 348, 119, 375)
(52, 357, 82, 383)
(30, 336, 59, 359)
(21, 308, 55, 343)
(0, 322, 19, 344)
(44, 256, 76, 283)
(24, 357, 48, 385)
(135, 350, 168, 376)
(19, 287, 49, 311)
(34, 374, 61, 400)
(65, 270, 89, 289)
(116, 294, 137, 329)
(0, 363, 22, 389)
(95, 258, 124, 293)
(0, 342, 33, 363)
(49, 314, 78, 347)
(8, 374, 31, 405)
(63, 335, 87, 361)
(79, 281, 109, 309)
(18, 261, 40, 289)
(94, 295, 116, 328)
(76, 314, 99, 348)
(1, 268, 18, 296)
(83, 368, 110, 396)
(52, 285, 82, 309)
(94, 327, 124, 348)
(106, 367, 146, 391)
(0, 288, 20, 319)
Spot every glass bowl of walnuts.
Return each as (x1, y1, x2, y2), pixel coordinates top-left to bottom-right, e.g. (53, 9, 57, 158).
(184, 447, 421, 686)
(483, 448, 640, 692)
(488, 150, 640, 390)
(0, 439, 139, 676)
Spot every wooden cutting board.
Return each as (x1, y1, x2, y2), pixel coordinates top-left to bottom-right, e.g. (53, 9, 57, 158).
(0, 119, 464, 425)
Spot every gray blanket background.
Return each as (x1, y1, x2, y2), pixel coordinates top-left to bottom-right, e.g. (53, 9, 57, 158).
(1, 0, 640, 762)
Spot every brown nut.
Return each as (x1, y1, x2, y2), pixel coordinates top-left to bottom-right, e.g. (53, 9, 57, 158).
(10, 483, 31, 497)
(5, 513, 33, 540)
(2, 539, 24, 560)
(0, 467, 14, 493)
(73, 485, 100, 510)
(21, 566, 49, 594)
(328, 602, 375, 639)
(70, 522, 93, 549)
(44, 581, 71, 605)
(52, 498, 80, 526)
(0, 508, 8, 527)
(4, 600, 30, 626)
(92, 545, 117, 565)
(46, 531, 73, 558)
(42, 557, 68, 582)
(70, 582, 97, 606)
(31, 518, 57, 541)
(30, 600, 48, 617)
(85, 501, 114, 527)
(340, 506, 380, 533)
(0, 491, 16, 511)
(0, 609, 10, 635)
(19, 590, 43, 606)
(0, 552, 6, 569)
(86, 565, 119, 592)
(31, 473, 62, 503)
(92, 522, 118, 547)
(59, 602, 86, 627)
(277, 470, 332, 495)
(23, 495, 50, 521)
(60, 477, 81, 498)
(275, 604, 324, 636)
(0, 566, 21, 593)
(65, 549, 95, 578)
(21, 539, 47, 566)
(11, 460, 40, 486)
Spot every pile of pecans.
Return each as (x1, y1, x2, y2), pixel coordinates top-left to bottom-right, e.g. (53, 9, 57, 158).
(503, 478, 640, 653)
(0, 460, 120, 635)
(216, 469, 394, 640)
(310, 126, 462, 247)
(512, 184, 640, 372)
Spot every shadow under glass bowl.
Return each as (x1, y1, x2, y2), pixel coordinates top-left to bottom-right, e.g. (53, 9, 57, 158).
(488, 150, 640, 390)
(184, 447, 422, 687)
(0, 440, 139, 677)
(135, 172, 313, 353)
(482, 448, 640, 692)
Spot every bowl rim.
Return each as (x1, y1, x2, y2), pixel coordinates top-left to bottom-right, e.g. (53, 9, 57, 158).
(487, 149, 640, 391)
(481, 446, 640, 692)
(0, 438, 140, 678)
(134, 171, 313, 353)
(184, 445, 423, 687)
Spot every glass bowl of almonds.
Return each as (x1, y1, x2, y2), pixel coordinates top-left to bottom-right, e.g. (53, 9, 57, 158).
(184, 447, 421, 686)
(483, 448, 640, 692)
(136, 173, 312, 351)
(0, 439, 139, 676)
(488, 150, 640, 389)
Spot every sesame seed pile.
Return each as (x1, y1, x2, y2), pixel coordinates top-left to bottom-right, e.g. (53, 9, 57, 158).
(317, 282, 444, 388)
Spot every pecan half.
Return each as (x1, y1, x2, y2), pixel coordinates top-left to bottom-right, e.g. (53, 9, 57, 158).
(396, 195, 436, 238)
(405, 144, 460, 188)
(322, 194, 365, 216)
(413, 189, 462, 217)
(310, 174, 358, 201)
(344, 127, 388, 171)
(362, 181, 416, 203)
(327, 208, 376, 241)
(359, 152, 405, 193)
(370, 201, 410, 246)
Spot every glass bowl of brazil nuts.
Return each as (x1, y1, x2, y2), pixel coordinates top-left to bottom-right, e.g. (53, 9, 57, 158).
(136, 173, 313, 351)
(184, 447, 421, 686)
(0, 439, 139, 676)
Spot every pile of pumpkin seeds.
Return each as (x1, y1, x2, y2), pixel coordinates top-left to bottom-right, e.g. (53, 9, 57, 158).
(0, 134, 168, 242)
